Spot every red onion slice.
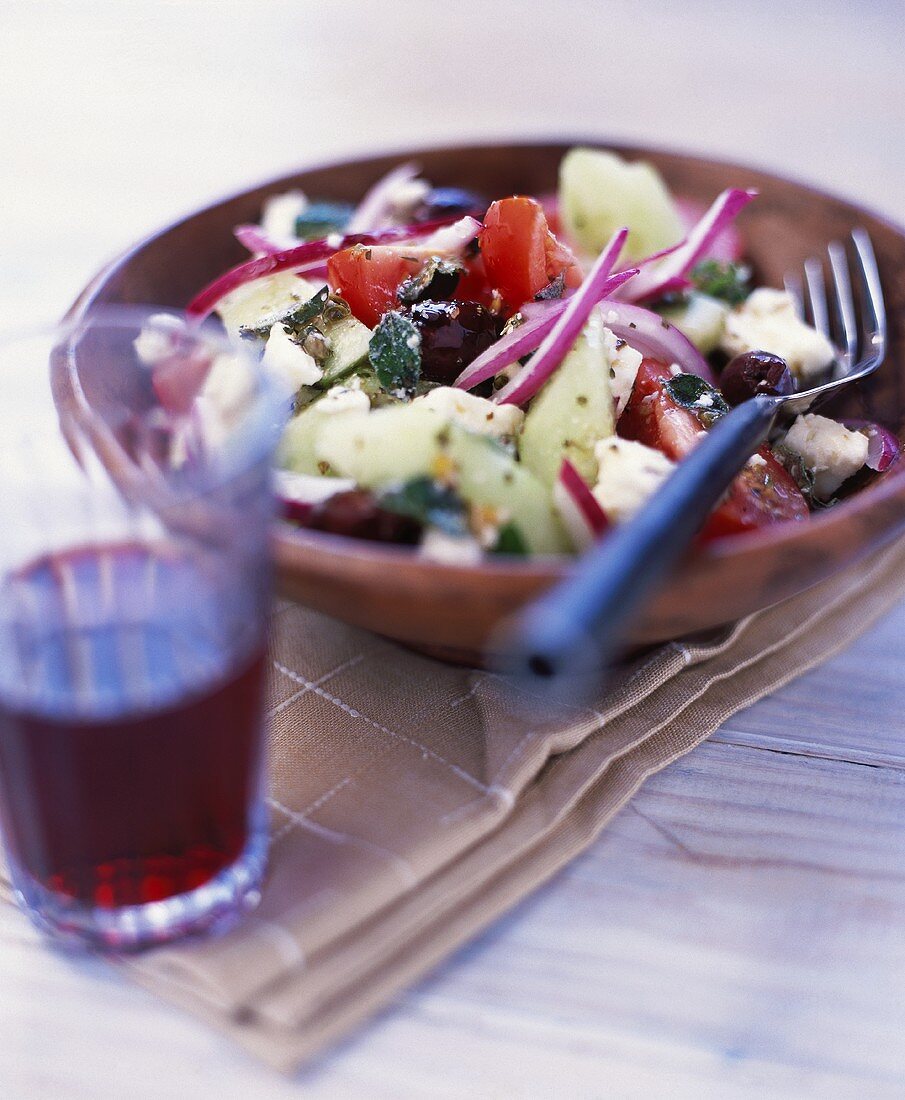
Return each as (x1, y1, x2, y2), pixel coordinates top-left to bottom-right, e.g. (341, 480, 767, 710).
(274, 471, 356, 524)
(234, 224, 298, 255)
(493, 229, 632, 406)
(841, 419, 901, 473)
(419, 215, 482, 253)
(452, 298, 565, 390)
(186, 216, 462, 321)
(553, 459, 609, 552)
(620, 188, 757, 303)
(675, 198, 743, 264)
(599, 299, 716, 383)
(456, 288, 714, 396)
(346, 162, 420, 233)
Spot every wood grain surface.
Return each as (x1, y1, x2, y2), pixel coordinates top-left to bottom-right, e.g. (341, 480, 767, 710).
(3, 2, 904, 1097)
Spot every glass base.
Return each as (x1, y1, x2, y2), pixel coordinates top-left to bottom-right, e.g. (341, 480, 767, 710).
(8, 825, 268, 953)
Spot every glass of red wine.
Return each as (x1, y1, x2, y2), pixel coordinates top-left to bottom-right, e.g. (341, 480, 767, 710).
(0, 309, 285, 950)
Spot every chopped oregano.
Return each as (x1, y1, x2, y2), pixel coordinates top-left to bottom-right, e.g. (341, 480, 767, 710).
(691, 260, 751, 305)
(294, 200, 354, 241)
(238, 285, 331, 344)
(534, 272, 566, 301)
(499, 311, 526, 338)
(379, 477, 468, 536)
(664, 373, 730, 428)
(492, 521, 529, 556)
(773, 446, 833, 509)
(397, 258, 464, 304)
(368, 311, 422, 395)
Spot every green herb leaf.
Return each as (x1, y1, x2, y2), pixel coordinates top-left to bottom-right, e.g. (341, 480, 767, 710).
(369, 311, 422, 394)
(691, 260, 751, 305)
(293, 201, 354, 241)
(379, 477, 468, 536)
(397, 258, 463, 304)
(492, 521, 529, 556)
(664, 373, 730, 428)
(773, 445, 829, 509)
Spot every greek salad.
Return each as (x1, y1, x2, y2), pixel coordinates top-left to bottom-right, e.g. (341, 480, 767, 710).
(141, 148, 900, 560)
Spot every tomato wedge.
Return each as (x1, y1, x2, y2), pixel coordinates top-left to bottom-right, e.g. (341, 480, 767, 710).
(328, 243, 497, 325)
(617, 359, 704, 460)
(479, 196, 581, 311)
(698, 449, 809, 540)
(327, 244, 425, 327)
(151, 351, 212, 415)
(618, 359, 808, 539)
(453, 253, 497, 310)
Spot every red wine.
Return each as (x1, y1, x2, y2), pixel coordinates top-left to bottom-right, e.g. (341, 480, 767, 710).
(0, 544, 268, 910)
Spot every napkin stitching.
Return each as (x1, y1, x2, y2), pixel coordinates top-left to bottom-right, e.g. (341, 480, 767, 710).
(439, 784, 516, 827)
(540, 557, 897, 787)
(107, 543, 905, 1065)
(270, 799, 418, 887)
(291, 777, 353, 821)
(270, 653, 365, 716)
(482, 643, 686, 790)
(427, 644, 695, 830)
(273, 661, 490, 795)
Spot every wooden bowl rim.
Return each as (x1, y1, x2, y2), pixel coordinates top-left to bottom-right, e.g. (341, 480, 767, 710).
(68, 137, 905, 587)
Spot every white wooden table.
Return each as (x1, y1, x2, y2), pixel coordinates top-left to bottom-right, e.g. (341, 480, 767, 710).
(3, 3, 904, 1096)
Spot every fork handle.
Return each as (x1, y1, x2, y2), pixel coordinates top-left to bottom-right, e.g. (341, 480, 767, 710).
(501, 394, 781, 685)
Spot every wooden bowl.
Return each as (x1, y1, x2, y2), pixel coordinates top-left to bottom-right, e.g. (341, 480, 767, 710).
(66, 141, 905, 664)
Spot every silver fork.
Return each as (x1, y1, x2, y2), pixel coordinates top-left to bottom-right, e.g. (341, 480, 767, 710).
(502, 230, 888, 687)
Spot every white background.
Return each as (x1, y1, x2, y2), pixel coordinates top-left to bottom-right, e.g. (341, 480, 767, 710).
(3, 0, 903, 330)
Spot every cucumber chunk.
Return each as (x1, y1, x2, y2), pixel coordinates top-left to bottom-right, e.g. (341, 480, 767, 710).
(219, 272, 371, 401)
(658, 292, 729, 355)
(518, 310, 615, 487)
(559, 147, 683, 262)
(216, 272, 324, 338)
(318, 316, 371, 386)
(275, 402, 332, 475)
(317, 406, 569, 555)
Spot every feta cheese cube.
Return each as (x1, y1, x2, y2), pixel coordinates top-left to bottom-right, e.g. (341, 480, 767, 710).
(389, 177, 430, 219)
(133, 312, 186, 365)
(412, 386, 525, 439)
(315, 378, 371, 416)
(782, 413, 869, 498)
(182, 352, 257, 455)
(260, 190, 308, 239)
(419, 528, 483, 565)
(603, 326, 644, 417)
(721, 288, 835, 382)
(592, 436, 676, 523)
(200, 352, 256, 421)
(262, 324, 323, 392)
(272, 470, 356, 505)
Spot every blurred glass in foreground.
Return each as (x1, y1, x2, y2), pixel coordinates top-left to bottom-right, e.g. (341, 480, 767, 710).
(0, 310, 284, 950)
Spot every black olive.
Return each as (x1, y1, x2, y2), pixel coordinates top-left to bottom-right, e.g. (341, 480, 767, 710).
(414, 187, 487, 223)
(402, 300, 502, 385)
(303, 490, 422, 545)
(397, 258, 463, 305)
(720, 350, 795, 405)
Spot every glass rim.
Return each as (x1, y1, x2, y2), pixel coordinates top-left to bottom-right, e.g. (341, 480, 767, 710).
(0, 304, 286, 507)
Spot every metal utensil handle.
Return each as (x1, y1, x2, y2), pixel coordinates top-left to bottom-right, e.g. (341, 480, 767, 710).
(504, 395, 780, 683)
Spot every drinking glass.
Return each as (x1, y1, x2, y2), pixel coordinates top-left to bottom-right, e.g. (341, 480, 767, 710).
(0, 309, 284, 950)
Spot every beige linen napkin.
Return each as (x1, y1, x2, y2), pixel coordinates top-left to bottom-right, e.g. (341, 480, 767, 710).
(3, 538, 905, 1070)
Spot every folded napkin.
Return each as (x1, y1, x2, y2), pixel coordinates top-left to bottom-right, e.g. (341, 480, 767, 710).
(4, 538, 905, 1071)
